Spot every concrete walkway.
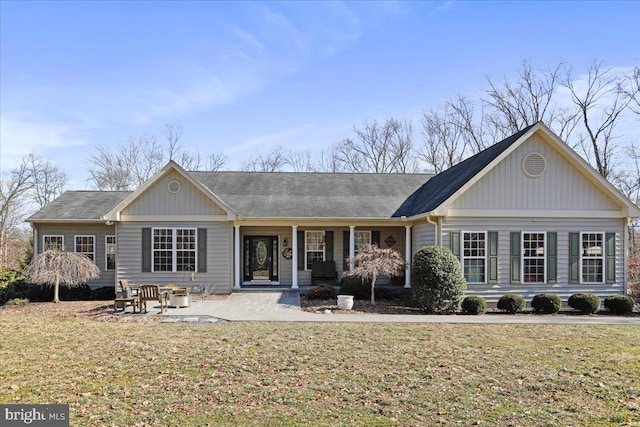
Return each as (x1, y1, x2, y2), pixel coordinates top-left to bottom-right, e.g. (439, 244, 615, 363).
(145, 290, 640, 325)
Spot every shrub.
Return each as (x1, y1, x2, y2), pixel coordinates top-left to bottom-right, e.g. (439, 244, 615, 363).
(91, 286, 116, 301)
(603, 295, 634, 315)
(0, 268, 29, 306)
(497, 294, 526, 313)
(568, 293, 601, 314)
(461, 296, 487, 315)
(531, 293, 562, 314)
(339, 276, 371, 300)
(411, 246, 467, 313)
(27, 283, 92, 302)
(307, 284, 337, 300)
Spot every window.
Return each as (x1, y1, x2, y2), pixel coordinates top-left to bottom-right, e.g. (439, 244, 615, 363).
(43, 235, 64, 251)
(305, 230, 325, 270)
(463, 232, 486, 283)
(522, 232, 545, 283)
(105, 236, 116, 271)
(152, 228, 196, 272)
(581, 232, 604, 283)
(355, 230, 372, 253)
(75, 235, 95, 262)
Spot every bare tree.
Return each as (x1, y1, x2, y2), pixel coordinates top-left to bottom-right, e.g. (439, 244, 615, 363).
(419, 105, 469, 173)
(27, 154, 67, 209)
(241, 146, 288, 172)
(316, 146, 347, 173)
(286, 150, 316, 172)
(563, 60, 633, 178)
(485, 61, 578, 141)
(334, 118, 416, 173)
(346, 244, 406, 305)
(621, 65, 640, 115)
(205, 152, 228, 171)
(24, 249, 100, 303)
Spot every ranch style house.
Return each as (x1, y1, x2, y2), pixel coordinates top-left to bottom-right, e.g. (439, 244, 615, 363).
(26, 122, 640, 302)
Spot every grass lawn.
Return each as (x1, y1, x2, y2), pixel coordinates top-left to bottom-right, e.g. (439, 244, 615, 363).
(1, 315, 639, 427)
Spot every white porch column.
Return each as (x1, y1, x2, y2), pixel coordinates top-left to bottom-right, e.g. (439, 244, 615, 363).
(291, 226, 299, 289)
(405, 225, 412, 288)
(234, 225, 241, 289)
(349, 225, 356, 271)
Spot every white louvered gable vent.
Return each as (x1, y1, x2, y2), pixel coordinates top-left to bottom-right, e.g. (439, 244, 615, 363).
(523, 153, 546, 178)
(167, 179, 182, 194)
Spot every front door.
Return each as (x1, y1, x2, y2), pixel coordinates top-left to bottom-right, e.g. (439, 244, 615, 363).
(244, 236, 279, 282)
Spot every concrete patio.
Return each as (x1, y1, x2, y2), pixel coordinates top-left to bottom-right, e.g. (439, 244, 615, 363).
(126, 289, 640, 325)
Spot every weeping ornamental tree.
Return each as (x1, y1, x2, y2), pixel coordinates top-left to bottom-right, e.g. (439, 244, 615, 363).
(346, 244, 406, 305)
(23, 250, 100, 303)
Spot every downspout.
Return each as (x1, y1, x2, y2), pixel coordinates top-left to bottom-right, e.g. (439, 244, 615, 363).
(624, 218, 631, 295)
(426, 215, 441, 246)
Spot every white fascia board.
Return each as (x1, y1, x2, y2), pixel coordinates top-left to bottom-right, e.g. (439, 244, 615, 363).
(447, 208, 629, 219)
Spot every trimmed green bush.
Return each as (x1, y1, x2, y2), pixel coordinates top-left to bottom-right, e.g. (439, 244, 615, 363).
(411, 246, 467, 313)
(531, 293, 562, 314)
(28, 283, 91, 302)
(0, 268, 29, 306)
(339, 276, 371, 300)
(568, 293, 601, 314)
(497, 294, 526, 314)
(461, 296, 487, 315)
(604, 295, 634, 315)
(307, 284, 337, 300)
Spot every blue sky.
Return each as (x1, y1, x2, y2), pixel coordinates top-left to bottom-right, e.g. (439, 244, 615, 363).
(1, 0, 639, 187)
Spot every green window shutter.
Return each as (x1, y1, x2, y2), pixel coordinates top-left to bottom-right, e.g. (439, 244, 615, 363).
(488, 231, 498, 283)
(197, 228, 207, 273)
(606, 232, 616, 284)
(450, 231, 461, 261)
(142, 228, 151, 272)
(510, 232, 520, 283)
(547, 232, 557, 284)
(343, 231, 350, 271)
(372, 231, 381, 247)
(569, 232, 580, 284)
(325, 231, 334, 262)
(297, 230, 305, 271)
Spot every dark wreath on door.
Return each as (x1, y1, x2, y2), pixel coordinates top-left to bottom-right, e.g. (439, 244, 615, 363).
(244, 236, 278, 282)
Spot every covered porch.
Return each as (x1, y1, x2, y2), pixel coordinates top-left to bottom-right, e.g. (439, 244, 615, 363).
(231, 221, 413, 290)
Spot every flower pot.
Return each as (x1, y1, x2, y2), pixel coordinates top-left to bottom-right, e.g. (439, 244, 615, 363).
(337, 295, 354, 310)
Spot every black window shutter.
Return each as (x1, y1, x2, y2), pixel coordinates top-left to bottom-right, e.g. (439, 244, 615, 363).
(510, 232, 520, 283)
(325, 231, 334, 262)
(142, 228, 151, 272)
(343, 231, 350, 271)
(606, 232, 615, 284)
(569, 232, 580, 283)
(297, 230, 305, 271)
(372, 231, 381, 247)
(547, 232, 557, 284)
(197, 228, 207, 273)
(488, 231, 498, 283)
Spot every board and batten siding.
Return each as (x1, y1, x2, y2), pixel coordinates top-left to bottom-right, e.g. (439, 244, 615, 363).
(116, 221, 233, 293)
(122, 170, 227, 217)
(450, 134, 621, 212)
(34, 223, 117, 288)
(411, 221, 436, 257)
(441, 217, 627, 301)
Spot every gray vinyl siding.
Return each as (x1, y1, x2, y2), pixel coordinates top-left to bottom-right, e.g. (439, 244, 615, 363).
(441, 217, 627, 302)
(117, 221, 233, 293)
(34, 223, 117, 288)
(451, 134, 620, 212)
(122, 170, 227, 216)
(411, 221, 436, 257)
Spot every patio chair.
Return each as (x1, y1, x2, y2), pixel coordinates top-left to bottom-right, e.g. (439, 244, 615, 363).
(114, 280, 138, 313)
(139, 284, 168, 314)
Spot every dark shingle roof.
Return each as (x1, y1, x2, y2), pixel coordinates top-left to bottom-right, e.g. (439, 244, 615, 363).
(26, 191, 131, 221)
(393, 124, 535, 216)
(190, 172, 432, 218)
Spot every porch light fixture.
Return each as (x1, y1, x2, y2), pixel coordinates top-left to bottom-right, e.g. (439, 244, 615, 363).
(283, 238, 289, 247)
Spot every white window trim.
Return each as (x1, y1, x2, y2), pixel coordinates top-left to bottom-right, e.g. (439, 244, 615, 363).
(462, 231, 487, 284)
(151, 227, 198, 273)
(43, 235, 64, 251)
(521, 231, 546, 284)
(580, 232, 605, 285)
(355, 230, 372, 253)
(74, 235, 95, 263)
(105, 235, 116, 271)
(304, 230, 325, 271)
